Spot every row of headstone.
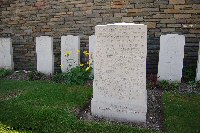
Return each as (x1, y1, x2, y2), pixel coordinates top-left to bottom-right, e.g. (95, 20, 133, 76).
(0, 24, 198, 123)
(35, 35, 96, 75)
(0, 35, 199, 81)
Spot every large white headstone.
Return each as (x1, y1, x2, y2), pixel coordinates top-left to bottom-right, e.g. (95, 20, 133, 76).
(0, 38, 14, 70)
(158, 34, 185, 82)
(196, 42, 200, 81)
(91, 23, 147, 123)
(61, 35, 80, 72)
(89, 35, 96, 73)
(36, 36, 54, 75)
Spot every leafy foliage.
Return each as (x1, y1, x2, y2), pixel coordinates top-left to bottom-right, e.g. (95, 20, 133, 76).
(147, 74, 180, 91)
(28, 71, 46, 81)
(182, 66, 196, 82)
(158, 80, 180, 91)
(0, 69, 12, 78)
(53, 66, 92, 85)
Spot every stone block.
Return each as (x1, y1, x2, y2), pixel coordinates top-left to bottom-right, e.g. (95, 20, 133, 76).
(169, 0, 185, 4)
(89, 35, 96, 73)
(36, 36, 54, 75)
(196, 42, 200, 81)
(61, 35, 80, 72)
(91, 23, 147, 123)
(158, 34, 185, 82)
(0, 38, 14, 70)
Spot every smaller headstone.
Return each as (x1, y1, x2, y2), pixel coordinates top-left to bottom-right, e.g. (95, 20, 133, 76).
(36, 36, 54, 75)
(61, 35, 80, 72)
(0, 38, 14, 70)
(158, 34, 185, 82)
(196, 42, 200, 81)
(89, 35, 96, 72)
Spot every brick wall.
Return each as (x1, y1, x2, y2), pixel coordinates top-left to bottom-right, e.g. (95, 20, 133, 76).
(0, 0, 200, 74)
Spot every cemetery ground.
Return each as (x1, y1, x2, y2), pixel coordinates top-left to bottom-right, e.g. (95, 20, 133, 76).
(0, 71, 200, 133)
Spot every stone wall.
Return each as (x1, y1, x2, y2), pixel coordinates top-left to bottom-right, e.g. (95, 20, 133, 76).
(0, 0, 199, 74)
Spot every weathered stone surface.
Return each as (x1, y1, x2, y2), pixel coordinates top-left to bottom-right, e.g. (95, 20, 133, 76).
(61, 35, 80, 72)
(36, 36, 54, 75)
(89, 35, 96, 73)
(0, 38, 14, 70)
(158, 34, 185, 82)
(196, 42, 200, 81)
(91, 23, 147, 122)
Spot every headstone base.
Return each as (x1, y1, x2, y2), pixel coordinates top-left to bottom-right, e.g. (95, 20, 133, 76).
(91, 91, 147, 123)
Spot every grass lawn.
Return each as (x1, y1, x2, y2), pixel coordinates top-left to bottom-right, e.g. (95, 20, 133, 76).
(163, 92, 200, 133)
(0, 80, 150, 133)
(0, 80, 200, 133)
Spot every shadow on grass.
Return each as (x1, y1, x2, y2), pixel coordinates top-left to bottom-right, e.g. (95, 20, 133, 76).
(0, 80, 150, 133)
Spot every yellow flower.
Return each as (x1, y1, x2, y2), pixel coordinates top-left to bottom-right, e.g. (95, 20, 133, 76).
(83, 50, 89, 56)
(83, 51, 89, 56)
(85, 66, 90, 71)
(83, 50, 87, 54)
(64, 51, 71, 56)
(87, 61, 92, 66)
(80, 64, 84, 67)
(77, 50, 80, 53)
(60, 64, 64, 68)
(86, 53, 89, 56)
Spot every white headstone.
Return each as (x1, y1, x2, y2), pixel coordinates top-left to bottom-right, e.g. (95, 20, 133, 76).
(0, 38, 14, 70)
(158, 34, 185, 82)
(61, 35, 80, 72)
(89, 35, 96, 73)
(36, 36, 54, 75)
(91, 23, 147, 123)
(196, 42, 200, 81)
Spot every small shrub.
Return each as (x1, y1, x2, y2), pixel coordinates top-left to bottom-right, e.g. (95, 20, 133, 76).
(158, 80, 180, 91)
(0, 69, 12, 78)
(53, 66, 92, 85)
(182, 66, 196, 82)
(52, 72, 67, 83)
(187, 81, 200, 91)
(28, 71, 46, 81)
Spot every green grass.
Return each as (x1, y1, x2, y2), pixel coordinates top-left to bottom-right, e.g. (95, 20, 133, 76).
(0, 80, 150, 133)
(1, 80, 200, 133)
(163, 92, 200, 133)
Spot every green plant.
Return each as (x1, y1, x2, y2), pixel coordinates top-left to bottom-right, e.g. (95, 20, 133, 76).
(187, 81, 200, 92)
(52, 72, 66, 83)
(28, 71, 46, 81)
(182, 66, 196, 82)
(0, 69, 12, 78)
(53, 66, 92, 85)
(158, 80, 180, 91)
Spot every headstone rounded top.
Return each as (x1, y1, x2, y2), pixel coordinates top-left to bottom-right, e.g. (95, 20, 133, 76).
(37, 36, 51, 38)
(96, 23, 144, 27)
(107, 23, 144, 26)
(161, 34, 185, 37)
